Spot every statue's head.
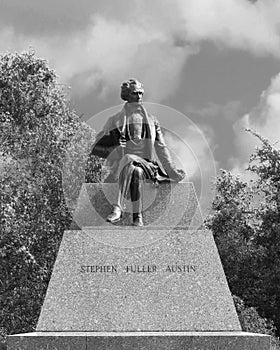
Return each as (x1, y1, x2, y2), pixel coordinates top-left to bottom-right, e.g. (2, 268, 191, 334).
(121, 78, 144, 103)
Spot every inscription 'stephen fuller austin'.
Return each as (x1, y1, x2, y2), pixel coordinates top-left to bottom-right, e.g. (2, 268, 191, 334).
(79, 264, 198, 273)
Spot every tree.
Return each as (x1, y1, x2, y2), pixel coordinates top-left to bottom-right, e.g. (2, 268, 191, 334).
(233, 295, 280, 349)
(206, 129, 280, 336)
(0, 51, 100, 336)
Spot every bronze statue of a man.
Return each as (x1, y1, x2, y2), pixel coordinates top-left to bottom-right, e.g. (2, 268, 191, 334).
(91, 78, 185, 226)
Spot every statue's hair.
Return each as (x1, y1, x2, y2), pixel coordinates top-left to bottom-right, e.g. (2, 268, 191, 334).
(120, 78, 144, 101)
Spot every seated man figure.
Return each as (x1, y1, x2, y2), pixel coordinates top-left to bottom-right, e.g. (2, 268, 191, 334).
(91, 78, 185, 226)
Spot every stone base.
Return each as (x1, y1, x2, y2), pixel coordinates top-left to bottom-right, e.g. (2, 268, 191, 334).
(36, 229, 241, 332)
(7, 331, 270, 350)
(71, 182, 203, 229)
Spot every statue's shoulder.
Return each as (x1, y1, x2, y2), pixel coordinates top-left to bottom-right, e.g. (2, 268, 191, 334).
(106, 111, 122, 123)
(146, 113, 159, 124)
(102, 110, 123, 131)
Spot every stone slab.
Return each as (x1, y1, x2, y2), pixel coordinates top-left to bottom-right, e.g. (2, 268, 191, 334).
(7, 331, 271, 350)
(7, 332, 87, 350)
(71, 182, 203, 229)
(36, 229, 241, 332)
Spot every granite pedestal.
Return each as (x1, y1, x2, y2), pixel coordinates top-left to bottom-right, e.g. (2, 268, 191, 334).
(71, 182, 203, 229)
(7, 183, 271, 349)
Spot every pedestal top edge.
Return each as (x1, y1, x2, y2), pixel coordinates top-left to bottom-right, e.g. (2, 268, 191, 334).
(9, 331, 270, 338)
(64, 227, 209, 233)
(84, 181, 194, 186)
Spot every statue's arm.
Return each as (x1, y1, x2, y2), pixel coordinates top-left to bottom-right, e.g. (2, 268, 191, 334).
(91, 117, 120, 159)
(91, 133, 115, 158)
(154, 118, 185, 182)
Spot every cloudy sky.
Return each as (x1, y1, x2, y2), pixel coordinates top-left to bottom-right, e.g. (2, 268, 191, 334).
(2, 0, 280, 211)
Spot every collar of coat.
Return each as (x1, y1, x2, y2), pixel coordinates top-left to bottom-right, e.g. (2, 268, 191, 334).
(102, 102, 156, 142)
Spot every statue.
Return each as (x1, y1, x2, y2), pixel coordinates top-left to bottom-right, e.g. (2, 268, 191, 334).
(91, 79, 185, 226)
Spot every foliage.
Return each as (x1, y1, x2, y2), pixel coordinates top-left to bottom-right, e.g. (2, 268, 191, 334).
(0, 51, 99, 335)
(85, 153, 103, 183)
(234, 295, 275, 334)
(0, 327, 6, 350)
(61, 124, 103, 213)
(206, 129, 280, 336)
(234, 295, 280, 349)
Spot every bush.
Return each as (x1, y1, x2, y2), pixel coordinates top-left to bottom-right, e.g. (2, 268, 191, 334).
(0, 51, 100, 335)
(206, 130, 280, 337)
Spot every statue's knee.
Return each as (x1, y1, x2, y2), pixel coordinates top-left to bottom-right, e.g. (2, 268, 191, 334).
(132, 166, 144, 181)
(123, 154, 134, 163)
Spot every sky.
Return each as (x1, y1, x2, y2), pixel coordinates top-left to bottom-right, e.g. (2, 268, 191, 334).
(2, 0, 280, 213)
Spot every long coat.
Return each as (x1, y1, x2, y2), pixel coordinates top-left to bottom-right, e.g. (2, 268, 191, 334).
(91, 102, 183, 182)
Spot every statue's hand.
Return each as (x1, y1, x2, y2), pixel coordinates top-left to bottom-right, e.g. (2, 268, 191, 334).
(119, 135, 126, 148)
(169, 168, 186, 182)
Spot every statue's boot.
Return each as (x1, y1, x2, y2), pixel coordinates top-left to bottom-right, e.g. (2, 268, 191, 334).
(106, 204, 122, 223)
(131, 166, 144, 227)
(132, 208, 143, 227)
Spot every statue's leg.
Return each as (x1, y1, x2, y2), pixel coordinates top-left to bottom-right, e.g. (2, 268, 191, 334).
(106, 157, 134, 223)
(130, 166, 145, 226)
(106, 155, 146, 226)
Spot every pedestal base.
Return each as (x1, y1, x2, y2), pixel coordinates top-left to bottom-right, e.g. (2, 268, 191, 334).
(36, 229, 241, 332)
(7, 331, 270, 350)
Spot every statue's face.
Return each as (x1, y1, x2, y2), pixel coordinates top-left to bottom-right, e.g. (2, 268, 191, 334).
(127, 84, 144, 103)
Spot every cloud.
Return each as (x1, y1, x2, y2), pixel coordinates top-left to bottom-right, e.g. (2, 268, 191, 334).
(178, 0, 280, 57)
(162, 122, 217, 217)
(0, 6, 197, 101)
(231, 73, 280, 176)
(59, 15, 196, 102)
(187, 101, 242, 121)
(1, 0, 280, 105)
